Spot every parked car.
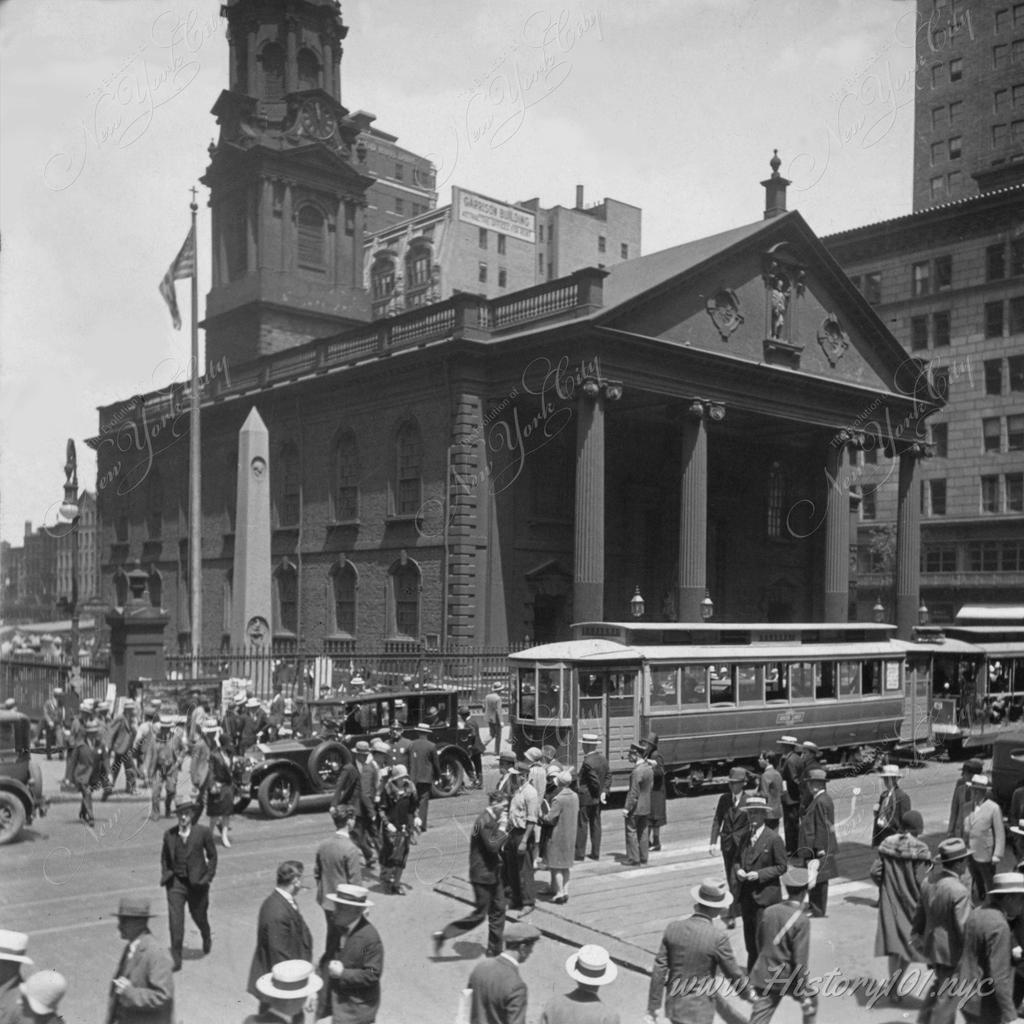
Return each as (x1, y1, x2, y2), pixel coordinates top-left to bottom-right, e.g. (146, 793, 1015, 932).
(235, 687, 476, 818)
(990, 729, 1024, 811)
(0, 710, 46, 844)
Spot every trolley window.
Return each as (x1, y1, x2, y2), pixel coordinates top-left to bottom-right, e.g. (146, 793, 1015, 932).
(736, 664, 761, 703)
(681, 665, 708, 706)
(535, 666, 564, 719)
(765, 664, 788, 702)
(606, 671, 636, 717)
(816, 662, 837, 700)
(789, 662, 816, 702)
(649, 666, 679, 708)
(862, 660, 882, 696)
(838, 661, 860, 699)
(710, 665, 736, 705)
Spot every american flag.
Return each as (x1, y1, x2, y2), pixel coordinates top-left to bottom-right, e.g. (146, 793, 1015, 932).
(158, 226, 196, 330)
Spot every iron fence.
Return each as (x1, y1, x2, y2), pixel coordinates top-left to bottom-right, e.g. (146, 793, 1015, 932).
(0, 658, 111, 721)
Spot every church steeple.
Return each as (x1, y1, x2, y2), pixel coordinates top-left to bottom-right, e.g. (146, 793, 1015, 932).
(202, 0, 374, 369)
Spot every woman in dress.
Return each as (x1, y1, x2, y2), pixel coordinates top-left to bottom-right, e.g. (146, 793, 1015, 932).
(379, 763, 420, 894)
(644, 734, 667, 851)
(543, 770, 580, 904)
(203, 724, 236, 847)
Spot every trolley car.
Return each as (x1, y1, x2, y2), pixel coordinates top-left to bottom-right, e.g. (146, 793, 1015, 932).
(508, 622, 911, 793)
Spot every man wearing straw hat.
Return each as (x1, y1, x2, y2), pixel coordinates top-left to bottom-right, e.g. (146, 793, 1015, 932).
(0, 930, 33, 1021)
(323, 884, 383, 1024)
(645, 878, 748, 1024)
(68, 719, 103, 826)
(963, 772, 1006, 903)
(575, 733, 610, 862)
(539, 943, 619, 1024)
(107, 896, 174, 1024)
(246, 959, 322, 1024)
(17, 969, 67, 1024)
(734, 795, 788, 972)
(947, 758, 983, 839)
(872, 764, 911, 847)
(777, 736, 802, 855)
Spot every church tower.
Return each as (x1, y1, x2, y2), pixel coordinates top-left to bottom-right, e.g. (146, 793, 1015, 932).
(202, 0, 375, 368)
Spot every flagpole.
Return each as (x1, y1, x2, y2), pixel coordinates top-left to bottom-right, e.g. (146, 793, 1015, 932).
(188, 188, 202, 679)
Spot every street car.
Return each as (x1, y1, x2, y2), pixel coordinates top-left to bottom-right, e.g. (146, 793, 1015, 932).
(0, 710, 46, 844)
(234, 687, 476, 818)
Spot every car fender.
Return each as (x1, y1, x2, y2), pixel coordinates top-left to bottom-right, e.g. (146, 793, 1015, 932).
(247, 761, 303, 794)
(436, 743, 472, 771)
(0, 778, 36, 816)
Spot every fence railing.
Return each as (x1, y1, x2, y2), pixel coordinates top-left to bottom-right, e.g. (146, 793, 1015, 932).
(0, 658, 111, 720)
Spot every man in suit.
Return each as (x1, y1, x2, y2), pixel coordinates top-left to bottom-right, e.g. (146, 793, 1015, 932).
(777, 736, 802, 856)
(353, 742, 382, 870)
(734, 796, 788, 971)
(188, 726, 212, 825)
(947, 759, 983, 838)
(0, 929, 33, 1022)
(323, 885, 383, 1024)
(107, 896, 174, 1024)
(433, 790, 509, 957)
(222, 692, 247, 756)
(160, 797, 217, 971)
(873, 764, 911, 847)
(645, 879, 749, 1024)
(248, 960, 322, 1024)
(504, 765, 540, 914)
(316, 805, 363, 968)
(797, 741, 822, 814)
(963, 773, 1006, 903)
(624, 743, 654, 866)
(911, 837, 973, 1024)
(797, 768, 837, 918)
(41, 687, 64, 761)
(575, 733, 610, 862)
(107, 700, 138, 795)
(407, 723, 441, 831)
(247, 861, 314, 1013)
(485, 690, 503, 757)
(68, 720, 102, 826)
(709, 767, 750, 930)
(757, 752, 783, 832)
(466, 921, 540, 1024)
(385, 722, 412, 771)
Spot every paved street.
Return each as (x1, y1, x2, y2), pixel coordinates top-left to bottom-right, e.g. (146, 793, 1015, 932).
(0, 752, 995, 1023)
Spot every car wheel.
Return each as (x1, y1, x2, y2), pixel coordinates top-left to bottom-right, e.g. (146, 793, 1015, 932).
(432, 751, 466, 798)
(257, 772, 301, 819)
(307, 741, 351, 793)
(0, 792, 27, 845)
(232, 796, 252, 815)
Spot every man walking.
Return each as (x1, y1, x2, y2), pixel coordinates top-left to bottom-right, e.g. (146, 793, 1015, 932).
(540, 943, 619, 1024)
(709, 767, 749, 930)
(41, 687, 64, 761)
(160, 797, 217, 971)
(645, 879, 748, 1024)
(68, 720, 102, 826)
(107, 896, 174, 1024)
(316, 804, 363, 967)
(963, 773, 1006, 903)
(323, 885, 383, 1024)
(948, 759, 983, 838)
(107, 700, 138, 795)
(466, 922, 540, 1024)
(734, 796, 787, 971)
(778, 736, 802, 856)
(353, 741, 381, 871)
(575, 734, 609, 862)
(797, 768, 836, 918)
(485, 690, 503, 757)
(624, 743, 653, 866)
(504, 764, 540, 915)
(407, 723, 441, 832)
(873, 765, 911, 847)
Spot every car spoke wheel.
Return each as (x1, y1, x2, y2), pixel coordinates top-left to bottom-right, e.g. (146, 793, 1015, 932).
(307, 742, 351, 793)
(0, 792, 27, 845)
(257, 772, 300, 818)
(432, 752, 466, 798)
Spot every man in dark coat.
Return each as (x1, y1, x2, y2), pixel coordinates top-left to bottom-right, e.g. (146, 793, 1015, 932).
(777, 736, 802, 855)
(624, 744, 653, 866)
(797, 741, 822, 814)
(316, 805, 363, 968)
(407, 723, 441, 831)
(352, 742, 381, 870)
(247, 861, 313, 1013)
(575, 733, 610, 861)
(323, 885, 383, 1024)
(948, 759, 983, 838)
(222, 692, 246, 756)
(385, 723, 411, 771)
(107, 701, 138, 794)
(796, 768, 836, 917)
(68, 720, 102, 826)
(466, 921, 540, 1024)
(433, 790, 509, 957)
(160, 797, 217, 971)
(873, 765, 911, 847)
(709, 766, 749, 929)
(107, 896, 174, 1024)
(734, 796, 787, 971)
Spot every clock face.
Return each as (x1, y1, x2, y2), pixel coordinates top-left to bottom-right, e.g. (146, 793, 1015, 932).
(300, 99, 337, 141)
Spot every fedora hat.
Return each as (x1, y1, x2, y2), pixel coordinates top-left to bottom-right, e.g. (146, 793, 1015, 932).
(353, 740, 371, 754)
(728, 767, 747, 783)
(936, 837, 971, 863)
(0, 931, 31, 964)
(691, 878, 731, 908)
(327, 884, 374, 908)
(970, 774, 991, 788)
(565, 944, 617, 987)
(807, 768, 827, 782)
(642, 732, 660, 751)
(879, 765, 902, 778)
(781, 866, 810, 888)
(173, 797, 194, 814)
(503, 921, 541, 946)
(777, 735, 798, 746)
(991, 872, 1024, 895)
(114, 896, 157, 919)
(255, 959, 323, 1001)
(19, 970, 66, 1015)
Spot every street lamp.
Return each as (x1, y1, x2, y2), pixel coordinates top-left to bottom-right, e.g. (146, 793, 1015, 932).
(630, 586, 645, 618)
(59, 439, 80, 670)
(872, 597, 885, 623)
(700, 588, 715, 621)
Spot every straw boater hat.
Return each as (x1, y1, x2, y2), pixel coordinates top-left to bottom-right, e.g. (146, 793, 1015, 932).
(581, 733, 599, 745)
(353, 740, 371, 754)
(0, 930, 32, 964)
(802, 740, 819, 752)
(327, 884, 374, 908)
(879, 765, 902, 778)
(690, 879, 731, 908)
(565, 944, 617, 987)
(80, 698, 96, 712)
(936, 837, 971, 863)
(777, 735, 798, 747)
(255, 960, 323, 1001)
(84, 721, 100, 734)
(745, 796, 769, 813)
(524, 747, 543, 763)
(19, 971, 66, 1016)
(173, 797, 195, 815)
(232, 692, 246, 705)
(970, 774, 991, 789)
(246, 697, 261, 709)
(990, 872, 1024, 895)
(415, 722, 433, 732)
(370, 738, 391, 754)
(114, 896, 158, 918)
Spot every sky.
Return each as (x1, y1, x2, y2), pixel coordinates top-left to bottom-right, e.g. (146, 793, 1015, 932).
(0, 0, 926, 545)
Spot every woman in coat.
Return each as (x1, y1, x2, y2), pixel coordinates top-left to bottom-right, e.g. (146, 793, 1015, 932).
(869, 809, 931, 995)
(379, 764, 420, 894)
(644, 734, 667, 851)
(542, 770, 580, 903)
(203, 725, 236, 847)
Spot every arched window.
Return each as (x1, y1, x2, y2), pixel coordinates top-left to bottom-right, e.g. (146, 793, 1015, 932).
(278, 442, 301, 527)
(371, 255, 396, 300)
(405, 243, 432, 289)
(297, 204, 326, 271)
(395, 422, 422, 516)
(334, 431, 359, 520)
(274, 559, 298, 634)
(390, 559, 420, 638)
(331, 561, 357, 636)
(297, 48, 320, 91)
(146, 468, 163, 539)
(767, 462, 786, 538)
(261, 42, 285, 99)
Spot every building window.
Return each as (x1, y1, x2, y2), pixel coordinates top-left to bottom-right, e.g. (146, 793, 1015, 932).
(371, 256, 396, 300)
(478, 228, 487, 250)
(932, 62, 946, 87)
(597, 236, 606, 254)
(935, 255, 952, 290)
(931, 141, 945, 166)
(984, 417, 1003, 453)
(931, 422, 948, 457)
(994, 122, 1010, 147)
(225, 197, 247, 281)
(1003, 540, 1024, 570)
(538, 253, 544, 273)
(539, 225, 544, 242)
(275, 561, 298, 634)
(932, 105, 947, 129)
(497, 234, 506, 255)
(911, 316, 929, 350)
(950, 99, 964, 124)
(1008, 474, 1024, 512)
(987, 301, 1005, 338)
(950, 57, 963, 81)
(1017, 3, 1024, 28)
(995, 44, 1011, 69)
(1011, 240, 1024, 276)
(863, 445, 878, 465)
(912, 262, 931, 296)
(1009, 414, 1024, 451)
(923, 543, 956, 572)
(498, 267, 507, 288)
(969, 541, 1000, 571)
(278, 443, 301, 527)
(332, 562, 357, 635)
(391, 560, 420, 638)
(261, 42, 285, 99)
(929, 478, 948, 516)
(986, 358, 1004, 394)
(334, 432, 359, 520)
(997, 88, 1011, 112)
(982, 475, 1001, 513)
(395, 421, 422, 516)
(1015, 38, 1024, 63)
(297, 205, 326, 271)
(621, 243, 629, 259)
(406, 246, 431, 288)
(930, 364, 951, 401)
(766, 463, 786, 537)
(297, 48, 319, 91)
(997, 8, 1011, 32)
(1010, 295, 1024, 333)
(395, 162, 404, 181)
(344, 203, 355, 237)
(933, 311, 951, 346)
(1011, 355, 1024, 391)
(949, 136, 963, 159)
(948, 170, 963, 192)
(478, 262, 488, 284)
(988, 243, 1007, 280)
(861, 487, 876, 521)
(394, 198, 404, 215)
(930, 177, 945, 201)
(863, 271, 881, 304)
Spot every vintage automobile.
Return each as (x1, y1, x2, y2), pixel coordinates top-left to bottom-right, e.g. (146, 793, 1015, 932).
(0, 710, 46, 844)
(235, 687, 477, 818)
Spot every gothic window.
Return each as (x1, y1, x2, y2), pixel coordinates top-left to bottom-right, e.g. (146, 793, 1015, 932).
(297, 204, 326, 271)
(277, 442, 301, 527)
(261, 42, 285, 100)
(275, 560, 298, 634)
(390, 559, 420, 638)
(395, 421, 422, 516)
(766, 462, 786, 538)
(297, 48, 320, 91)
(146, 468, 162, 540)
(331, 561, 357, 635)
(334, 431, 359, 520)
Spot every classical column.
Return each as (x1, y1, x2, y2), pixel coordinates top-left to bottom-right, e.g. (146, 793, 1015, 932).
(824, 443, 851, 621)
(678, 401, 709, 621)
(285, 18, 297, 94)
(895, 445, 925, 639)
(574, 388, 605, 623)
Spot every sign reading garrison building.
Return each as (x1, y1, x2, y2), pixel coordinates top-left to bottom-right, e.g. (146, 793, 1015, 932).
(456, 187, 536, 243)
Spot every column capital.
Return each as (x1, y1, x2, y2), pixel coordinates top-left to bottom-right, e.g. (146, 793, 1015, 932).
(684, 399, 726, 423)
(580, 377, 623, 403)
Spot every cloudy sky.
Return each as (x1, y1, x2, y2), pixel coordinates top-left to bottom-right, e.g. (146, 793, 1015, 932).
(0, 0, 924, 544)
